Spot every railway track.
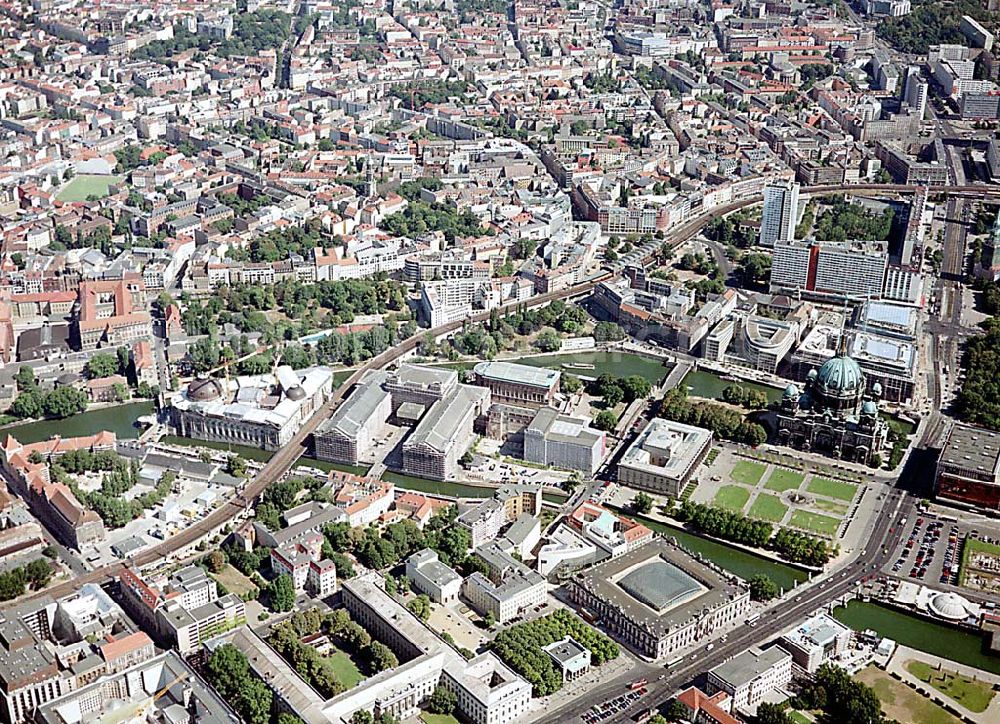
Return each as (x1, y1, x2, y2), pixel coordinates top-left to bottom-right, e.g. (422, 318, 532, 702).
(6, 180, 998, 609)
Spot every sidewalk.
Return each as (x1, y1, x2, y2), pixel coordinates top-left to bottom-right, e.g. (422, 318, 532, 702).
(886, 644, 1000, 724)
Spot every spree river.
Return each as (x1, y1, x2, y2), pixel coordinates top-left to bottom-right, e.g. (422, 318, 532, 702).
(2, 401, 156, 443)
(834, 600, 1000, 675)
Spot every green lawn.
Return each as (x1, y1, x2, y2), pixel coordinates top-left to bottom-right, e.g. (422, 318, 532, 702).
(765, 468, 805, 493)
(906, 660, 996, 713)
(790, 510, 841, 537)
(811, 498, 849, 516)
(857, 666, 961, 724)
(421, 714, 461, 724)
(56, 174, 122, 201)
(748, 493, 788, 522)
(788, 712, 814, 724)
(807, 477, 858, 502)
(731, 460, 767, 486)
(327, 647, 364, 689)
(714, 485, 751, 512)
(213, 564, 256, 598)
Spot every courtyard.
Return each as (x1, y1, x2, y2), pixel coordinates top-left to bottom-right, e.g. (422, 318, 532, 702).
(693, 448, 864, 540)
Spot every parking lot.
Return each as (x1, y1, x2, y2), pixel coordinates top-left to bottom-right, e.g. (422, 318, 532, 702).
(887, 512, 1000, 591)
(890, 517, 956, 585)
(583, 683, 647, 724)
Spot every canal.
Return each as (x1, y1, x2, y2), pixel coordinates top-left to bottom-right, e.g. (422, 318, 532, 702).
(2, 401, 156, 443)
(681, 370, 784, 404)
(159, 435, 274, 462)
(624, 513, 808, 591)
(833, 600, 1000, 675)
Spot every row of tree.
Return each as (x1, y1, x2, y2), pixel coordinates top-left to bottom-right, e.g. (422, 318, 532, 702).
(721, 384, 770, 410)
(660, 388, 768, 446)
(490, 609, 620, 696)
(0, 559, 53, 601)
(9, 385, 88, 421)
(955, 315, 1000, 430)
(205, 644, 302, 724)
(674, 500, 833, 566)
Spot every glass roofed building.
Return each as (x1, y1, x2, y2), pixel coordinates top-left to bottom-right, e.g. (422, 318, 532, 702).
(567, 539, 750, 660)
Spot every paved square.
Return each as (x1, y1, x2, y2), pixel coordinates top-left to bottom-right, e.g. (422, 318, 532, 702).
(686, 449, 868, 542)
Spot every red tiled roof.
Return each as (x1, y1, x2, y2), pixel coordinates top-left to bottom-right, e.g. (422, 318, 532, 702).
(100, 631, 152, 663)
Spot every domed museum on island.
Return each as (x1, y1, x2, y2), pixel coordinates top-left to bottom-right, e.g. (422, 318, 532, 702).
(775, 346, 889, 465)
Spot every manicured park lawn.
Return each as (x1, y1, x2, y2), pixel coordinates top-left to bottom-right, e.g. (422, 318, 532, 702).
(764, 468, 805, 493)
(811, 498, 849, 517)
(906, 660, 996, 713)
(714, 485, 751, 512)
(56, 174, 122, 201)
(807, 476, 858, 502)
(421, 714, 461, 724)
(790, 510, 841, 537)
(856, 666, 961, 724)
(748, 493, 788, 522)
(788, 712, 814, 724)
(327, 646, 364, 689)
(731, 460, 767, 486)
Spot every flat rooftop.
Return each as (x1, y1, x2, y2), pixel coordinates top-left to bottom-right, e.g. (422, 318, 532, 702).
(710, 646, 791, 689)
(940, 423, 1000, 479)
(473, 360, 560, 389)
(619, 418, 712, 479)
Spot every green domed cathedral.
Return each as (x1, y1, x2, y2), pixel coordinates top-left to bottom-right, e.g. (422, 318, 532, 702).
(775, 350, 889, 465)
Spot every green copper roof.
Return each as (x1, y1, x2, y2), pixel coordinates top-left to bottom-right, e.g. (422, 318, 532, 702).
(816, 355, 863, 394)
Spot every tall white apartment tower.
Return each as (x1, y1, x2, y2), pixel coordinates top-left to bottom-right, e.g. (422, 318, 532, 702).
(903, 66, 928, 119)
(759, 180, 800, 247)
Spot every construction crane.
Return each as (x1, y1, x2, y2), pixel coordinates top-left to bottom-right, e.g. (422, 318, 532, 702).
(98, 671, 189, 724)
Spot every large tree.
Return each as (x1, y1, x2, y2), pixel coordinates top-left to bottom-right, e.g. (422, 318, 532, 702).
(427, 686, 457, 715)
(85, 353, 119, 379)
(268, 574, 296, 612)
(42, 387, 87, 418)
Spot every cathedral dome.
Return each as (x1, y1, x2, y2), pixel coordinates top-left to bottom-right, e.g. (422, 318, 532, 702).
(784, 384, 799, 399)
(861, 400, 878, 415)
(816, 355, 863, 396)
